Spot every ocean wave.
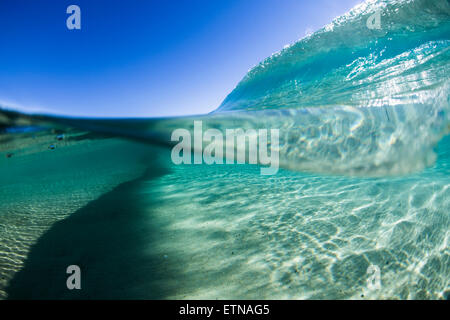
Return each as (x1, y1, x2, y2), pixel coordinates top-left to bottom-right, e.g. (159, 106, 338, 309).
(1, 0, 449, 177)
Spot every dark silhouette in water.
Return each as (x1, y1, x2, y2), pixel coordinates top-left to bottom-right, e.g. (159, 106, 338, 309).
(7, 164, 173, 299)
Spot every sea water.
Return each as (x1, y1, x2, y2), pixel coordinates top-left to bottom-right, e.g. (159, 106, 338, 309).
(0, 0, 449, 299)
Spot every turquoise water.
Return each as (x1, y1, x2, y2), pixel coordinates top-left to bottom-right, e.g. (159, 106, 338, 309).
(0, 0, 449, 299)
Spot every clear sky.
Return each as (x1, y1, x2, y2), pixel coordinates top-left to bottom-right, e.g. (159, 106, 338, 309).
(0, 0, 363, 117)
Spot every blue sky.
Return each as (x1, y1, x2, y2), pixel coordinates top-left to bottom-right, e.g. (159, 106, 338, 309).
(0, 0, 363, 117)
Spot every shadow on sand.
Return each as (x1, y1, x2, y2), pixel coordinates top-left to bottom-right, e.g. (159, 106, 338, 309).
(6, 163, 173, 299)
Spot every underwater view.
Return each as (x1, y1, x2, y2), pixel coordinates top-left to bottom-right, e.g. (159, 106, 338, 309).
(0, 0, 449, 300)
